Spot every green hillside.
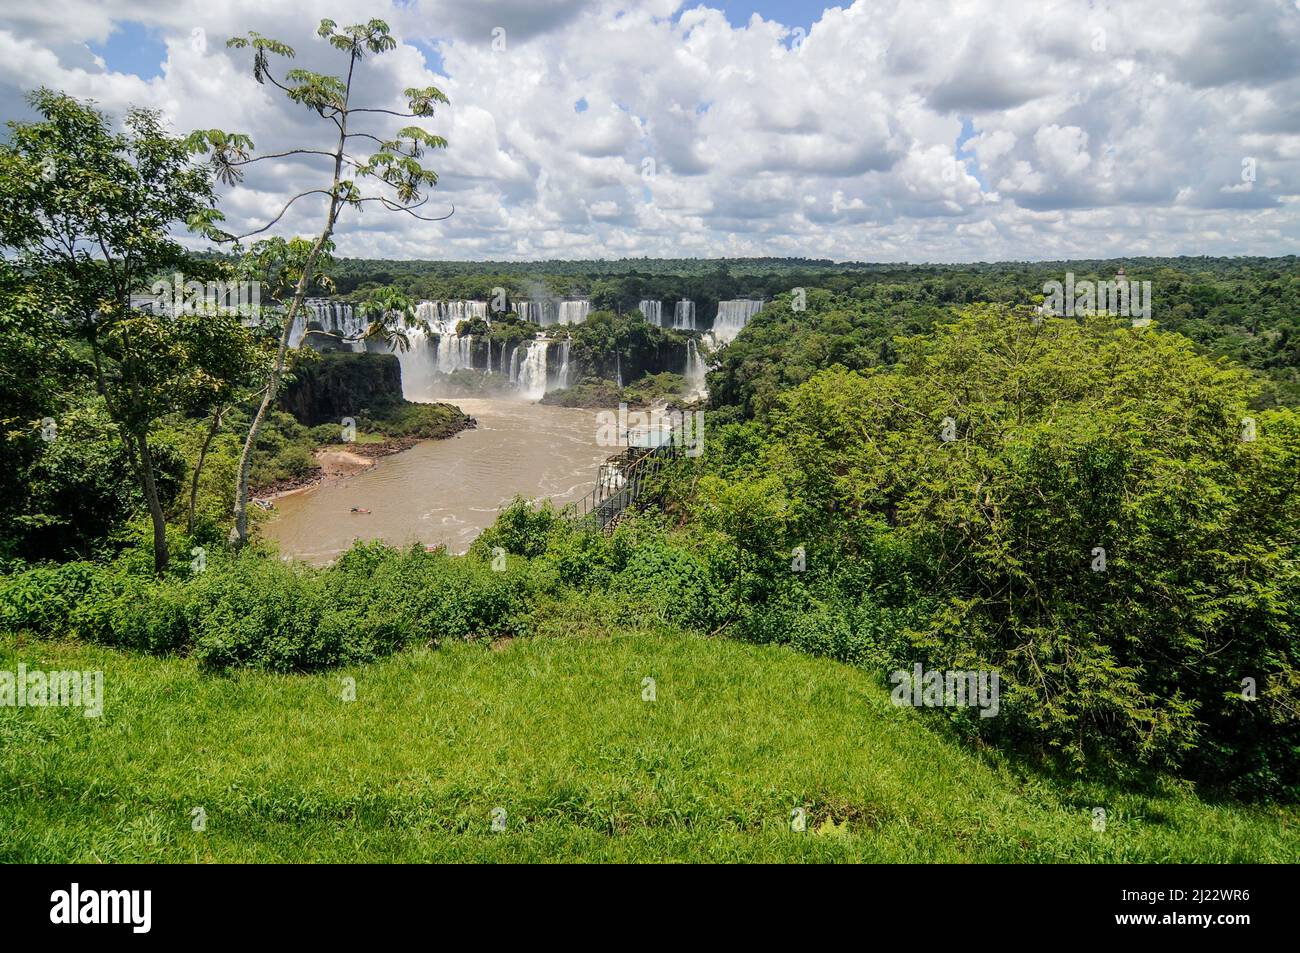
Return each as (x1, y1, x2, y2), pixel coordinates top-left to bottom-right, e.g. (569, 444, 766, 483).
(2, 629, 1293, 863)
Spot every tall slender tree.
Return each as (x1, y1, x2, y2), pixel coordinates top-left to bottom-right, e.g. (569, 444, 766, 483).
(188, 18, 451, 545)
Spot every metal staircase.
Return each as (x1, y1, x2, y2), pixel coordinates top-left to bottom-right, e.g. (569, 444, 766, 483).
(572, 430, 685, 532)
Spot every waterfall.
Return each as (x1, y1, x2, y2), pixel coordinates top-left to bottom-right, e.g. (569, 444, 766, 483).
(383, 300, 491, 397)
(515, 299, 587, 326)
(515, 300, 551, 325)
(638, 300, 662, 326)
(340, 303, 365, 341)
(288, 309, 306, 348)
(346, 303, 365, 351)
(555, 338, 572, 390)
(673, 300, 696, 330)
(391, 326, 439, 401)
(436, 332, 473, 373)
(615, 353, 623, 388)
(442, 300, 487, 322)
(685, 338, 707, 397)
(712, 299, 763, 344)
(415, 300, 488, 327)
(558, 300, 589, 325)
(508, 344, 521, 383)
(300, 299, 365, 350)
(514, 340, 549, 400)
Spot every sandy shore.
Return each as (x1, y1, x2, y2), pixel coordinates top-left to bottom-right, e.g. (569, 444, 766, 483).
(317, 448, 377, 478)
(255, 446, 385, 502)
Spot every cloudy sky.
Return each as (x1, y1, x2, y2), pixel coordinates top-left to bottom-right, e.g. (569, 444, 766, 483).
(2, 0, 1299, 262)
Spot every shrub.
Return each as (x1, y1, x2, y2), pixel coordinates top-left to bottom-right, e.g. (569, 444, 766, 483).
(767, 307, 1300, 793)
(612, 538, 721, 631)
(187, 546, 532, 671)
(472, 497, 565, 560)
(0, 540, 536, 673)
(734, 581, 919, 672)
(0, 560, 101, 633)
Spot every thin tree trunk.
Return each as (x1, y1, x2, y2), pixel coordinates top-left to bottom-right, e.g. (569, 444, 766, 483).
(231, 53, 357, 546)
(90, 331, 168, 574)
(231, 289, 307, 544)
(188, 407, 224, 534)
(135, 428, 170, 575)
(231, 231, 336, 544)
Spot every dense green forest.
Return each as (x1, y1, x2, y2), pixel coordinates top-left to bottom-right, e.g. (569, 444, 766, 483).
(296, 254, 1300, 406)
(1, 81, 1297, 862)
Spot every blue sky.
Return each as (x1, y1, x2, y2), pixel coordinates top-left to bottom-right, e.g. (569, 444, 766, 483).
(87, 20, 167, 80)
(715, 0, 823, 30)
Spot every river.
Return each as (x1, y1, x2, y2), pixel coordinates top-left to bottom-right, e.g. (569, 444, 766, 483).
(260, 398, 608, 564)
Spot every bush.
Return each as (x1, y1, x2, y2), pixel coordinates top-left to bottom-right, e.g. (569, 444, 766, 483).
(14, 401, 185, 561)
(612, 538, 722, 631)
(535, 526, 618, 592)
(765, 307, 1300, 794)
(0, 560, 101, 632)
(472, 497, 565, 560)
(187, 546, 532, 671)
(0, 540, 536, 673)
(736, 585, 918, 672)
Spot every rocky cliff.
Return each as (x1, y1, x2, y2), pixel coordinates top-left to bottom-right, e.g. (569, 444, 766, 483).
(279, 352, 405, 426)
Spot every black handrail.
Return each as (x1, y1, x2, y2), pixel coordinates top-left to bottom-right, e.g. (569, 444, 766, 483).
(571, 428, 685, 531)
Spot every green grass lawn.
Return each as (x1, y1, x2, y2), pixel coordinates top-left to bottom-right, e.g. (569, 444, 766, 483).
(1, 628, 1294, 862)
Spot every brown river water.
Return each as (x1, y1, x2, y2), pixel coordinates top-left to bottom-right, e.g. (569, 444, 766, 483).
(260, 398, 609, 564)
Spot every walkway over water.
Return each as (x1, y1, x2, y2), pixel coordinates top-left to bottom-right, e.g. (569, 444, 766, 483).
(572, 426, 690, 532)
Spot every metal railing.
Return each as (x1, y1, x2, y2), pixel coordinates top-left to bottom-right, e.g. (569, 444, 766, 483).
(571, 430, 685, 531)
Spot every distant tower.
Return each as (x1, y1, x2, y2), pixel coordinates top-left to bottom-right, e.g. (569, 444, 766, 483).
(1115, 263, 1127, 282)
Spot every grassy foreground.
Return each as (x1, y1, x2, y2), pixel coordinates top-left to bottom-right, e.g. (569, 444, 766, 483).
(1, 627, 1294, 863)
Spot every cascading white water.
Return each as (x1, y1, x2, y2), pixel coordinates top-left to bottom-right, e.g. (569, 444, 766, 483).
(638, 300, 662, 326)
(615, 352, 623, 388)
(287, 310, 307, 348)
(558, 300, 590, 325)
(508, 344, 521, 383)
(685, 338, 707, 397)
(421, 301, 489, 374)
(514, 340, 550, 400)
(673, 300, 696, 330)
(711, 299, 763, 344)
(555, 338, 572, 390)
(515, 300, 551, 325)
(392, 327, 439, 400)
(437, 332, 473, 373)
(344, 304, 365, 340)
(445, 300, 487, 322)
(385, 300, 492, 397)
(415, 300, 488, 327)
(300, 298, 365, 350)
